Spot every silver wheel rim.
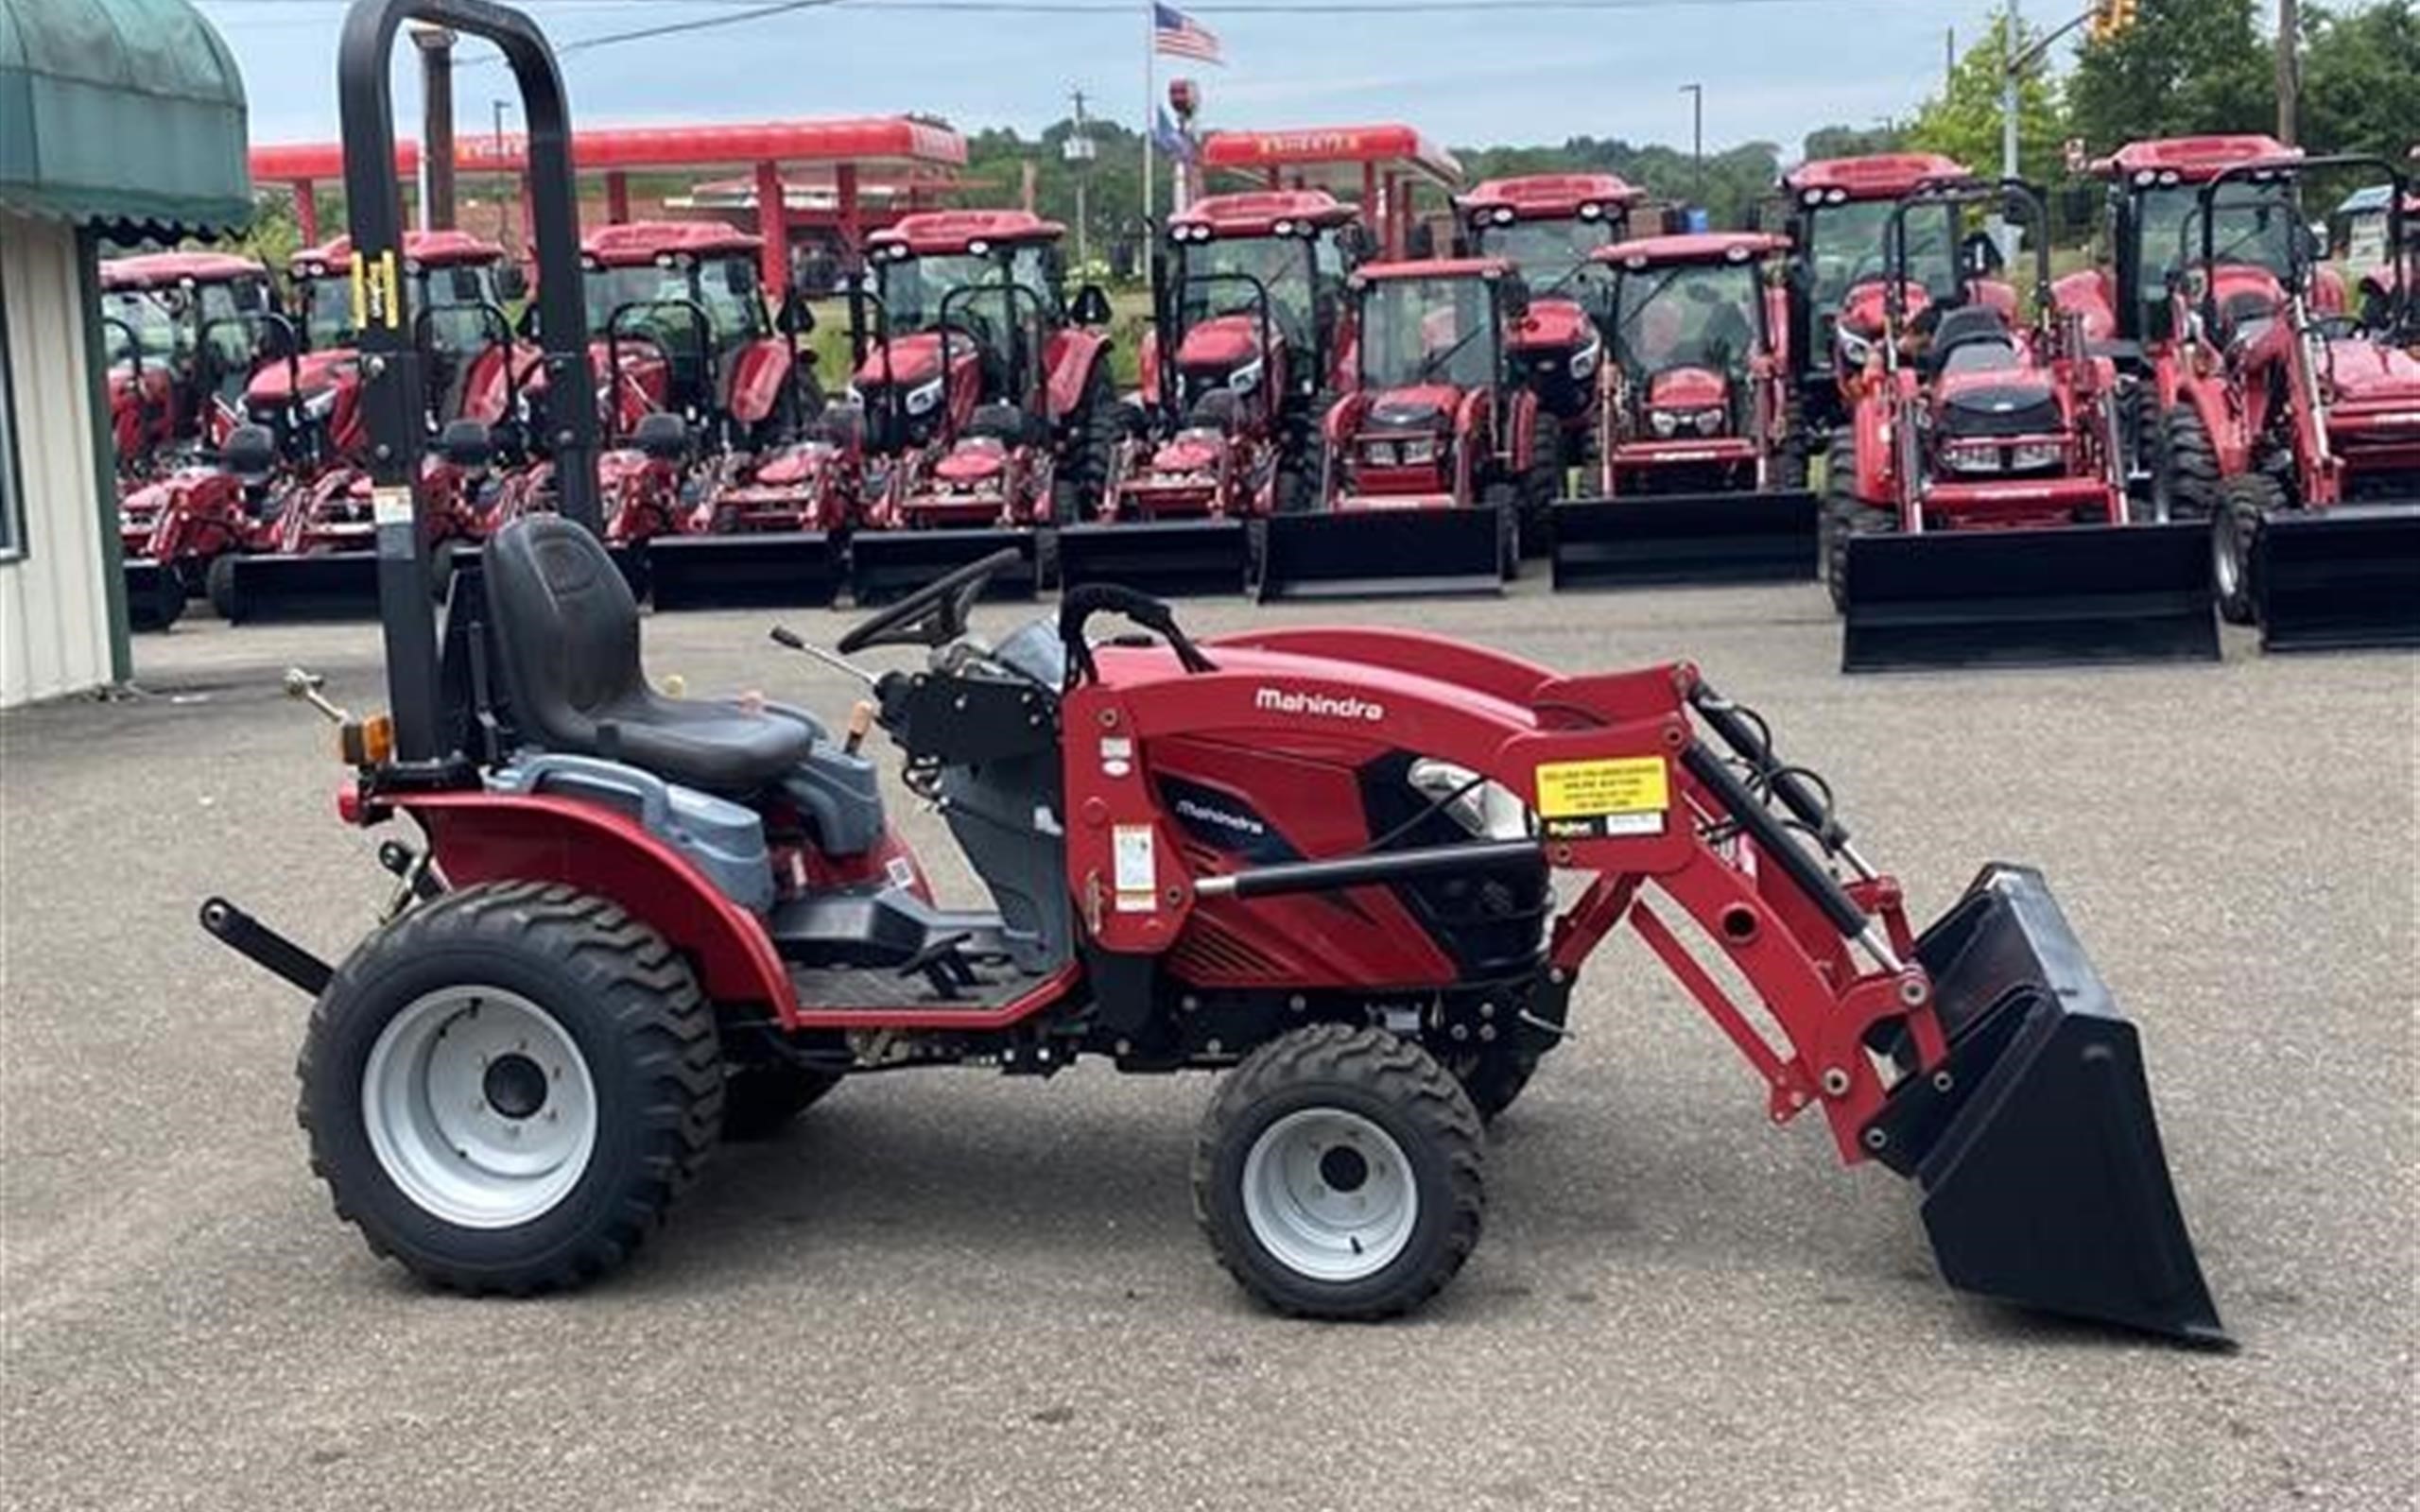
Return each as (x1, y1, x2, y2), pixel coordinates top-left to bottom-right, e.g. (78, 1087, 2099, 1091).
(1240, 1108, 1418, 1283)
(362, 987, 598, 1228)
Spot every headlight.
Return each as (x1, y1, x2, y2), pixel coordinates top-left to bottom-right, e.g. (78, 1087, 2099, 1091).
(1408, 759, 1530, 841)
(1650, 409, 1682, 438)
(1400, 436, 1438, 466)
(1941, 444, 1999, 473)
(1836, 329, 1874, 367)
(905, 376, 945, 417)
(1569, 337, 1601, 382)
(2009, 441, 2064, 472)
(1361, 438, 1399, 466)
(1228, 358, 1263, 396)
(1691, 407, 1726, 435)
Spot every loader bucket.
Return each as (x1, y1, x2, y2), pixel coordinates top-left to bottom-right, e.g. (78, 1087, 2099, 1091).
(646, 531, 840, 612)
(214, 551, 382, 624)
(1257, 507, 1504, 602)
(1841, 524, 2217, 673)
(1862, 864, 2228, 1347)
(2252, 504, 2420, 652)
(848, 528, 1040, 607)
(1550, 491, 1819, 590)
(1057, 520, 1250, 597)
(123, 558, 187, 632)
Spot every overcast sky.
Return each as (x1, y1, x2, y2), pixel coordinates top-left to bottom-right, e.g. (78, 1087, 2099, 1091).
(197, 0, 2121, 157)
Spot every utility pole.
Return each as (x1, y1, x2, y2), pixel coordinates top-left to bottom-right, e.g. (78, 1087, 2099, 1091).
(2000, 0, 2021, 183)
(1679, 82, 1704, 206)
(1067, 88, 1095, 274)
(411, 26, 457, 231)
(1947, 26, 1956, 90)
(492, 98, 515, 250)
(2275, 0, 2300, 146)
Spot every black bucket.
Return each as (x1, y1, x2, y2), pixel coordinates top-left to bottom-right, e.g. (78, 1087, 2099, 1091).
(1550, 491, 1819, 589)
(647, 531, 840, 611)
(216, 550, 383, 624)
(1057, 519, 1249, 597)
(1841, 524, 2219, 672)
(1862, 864, 2228, 1347)
(848, 528, 1040, 607)
(2253, 503, 2420, 652)
(1256, 506, 1504, 602)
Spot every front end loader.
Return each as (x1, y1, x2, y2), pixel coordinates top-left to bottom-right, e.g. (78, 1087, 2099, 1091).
(1262, 259, 1544, 599)
(1553, 232, 1818, 588)
(1824, 180, 2216, 672)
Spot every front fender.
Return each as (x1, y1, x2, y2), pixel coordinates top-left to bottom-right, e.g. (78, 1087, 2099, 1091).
(397, 791, 800, 1021)
(1046, 329, 1114, 421)
(725, 339, 795, 427)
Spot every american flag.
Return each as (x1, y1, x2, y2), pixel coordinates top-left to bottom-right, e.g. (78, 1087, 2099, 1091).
(1153, 3, 1225, 64)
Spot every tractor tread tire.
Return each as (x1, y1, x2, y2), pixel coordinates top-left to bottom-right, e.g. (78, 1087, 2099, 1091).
(1051, 364, 1121, 524)
(1193, 1023, 1484, 1321)
(2156, 405, 2221, 523)
(205, 553, 242, 623)
(2214, 470, 2281, 627)
(1820, 434, 1893, 614)
(296, 881, 721, 1296)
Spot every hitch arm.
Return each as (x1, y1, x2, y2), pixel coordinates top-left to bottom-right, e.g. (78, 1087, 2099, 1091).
(199, 897, 333, 997)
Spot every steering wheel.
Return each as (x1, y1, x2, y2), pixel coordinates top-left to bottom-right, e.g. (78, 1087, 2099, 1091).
(837, 546, 1023, 653)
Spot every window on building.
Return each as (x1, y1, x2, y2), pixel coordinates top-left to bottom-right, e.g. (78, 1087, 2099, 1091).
(0, 267, 20, 560)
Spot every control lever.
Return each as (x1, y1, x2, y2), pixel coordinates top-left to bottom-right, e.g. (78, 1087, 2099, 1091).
(769, 626, 878, 688)
(283, 667, 349, 724)
(843, 700, 874, 757)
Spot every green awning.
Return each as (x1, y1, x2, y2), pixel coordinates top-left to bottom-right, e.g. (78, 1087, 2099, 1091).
(0, 0, 251, 236)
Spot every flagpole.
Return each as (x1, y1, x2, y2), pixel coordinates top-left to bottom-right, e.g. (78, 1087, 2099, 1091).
(1142, 0, 1157, 229)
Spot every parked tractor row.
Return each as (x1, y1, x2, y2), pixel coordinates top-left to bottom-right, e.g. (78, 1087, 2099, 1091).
(106, 139, 2417, 664)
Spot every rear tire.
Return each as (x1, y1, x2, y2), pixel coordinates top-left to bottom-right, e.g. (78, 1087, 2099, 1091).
(1521, 414, 1563, 558)
(205, 552, 242, 623)
(1820, 435, 1893, 613)
(2154, 405, 2221, 523)
(1050, 363, 1119, 523)
(296, 882, 722, 1294)
(1194, 1024, 1484, 1320)
(130, 565, 185, 632)
(2213, 471, 2280, 627)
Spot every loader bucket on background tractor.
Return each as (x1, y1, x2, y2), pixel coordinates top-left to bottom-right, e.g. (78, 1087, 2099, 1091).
(1056, 520, 1250, 597)
(1841, 524, 2218, 673)
(848, 529, 1041, 607)
(1864, 863, 2227, 1346)
(214, 551, 383, 624)
(645, 532, 842, 612)
(1550, 491, 1820, 589)
(123, 558, 188, 632)
(1256, 507, 1505, 601)
(2252, 506, 2420, 651)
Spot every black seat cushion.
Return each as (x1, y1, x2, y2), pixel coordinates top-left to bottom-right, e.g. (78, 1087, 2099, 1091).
(1927, 304, 2018, 376)
(484, 517, 812, 793)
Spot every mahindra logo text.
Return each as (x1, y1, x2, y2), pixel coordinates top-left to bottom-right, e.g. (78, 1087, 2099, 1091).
(1255, 686, 1386, 722)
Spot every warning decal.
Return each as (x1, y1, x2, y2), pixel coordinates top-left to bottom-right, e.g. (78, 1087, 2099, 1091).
(1112, 824, 1157, 913)
(354, 248, 402, 332)
(1534, 756, 1669, 839)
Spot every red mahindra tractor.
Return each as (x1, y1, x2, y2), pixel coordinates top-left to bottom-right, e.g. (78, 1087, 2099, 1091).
(1457, 174, 1645, 493)
(2151, 155, 2420, 650)
(1062, 191, 1365, 598)
(845, 211, 1119, 604)
(99, 251, 279, 487)
(1821, 179, 2216, 672)
(213, 230, 530, 623)
(1552, 232, 1817, 589)
(1264, 258, 1550, 598)
(209, 0, 2226, 1347)
(1777, 152, 1979, 439)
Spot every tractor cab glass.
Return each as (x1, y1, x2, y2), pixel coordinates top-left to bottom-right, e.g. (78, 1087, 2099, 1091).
(2137, 181, 2296, 334)
(1175, 233, 1320, 347)
(301, 263, 501, 353)
(1611, 261, 1762, 377)
(1806, 198, 1958, 308)
(1360, 276, 1498, 390)
(584, 258, 765, 352)
(104, 280, 269, 373)
(877, 244, 1057, 335)
(1473, 216, 1617, 293)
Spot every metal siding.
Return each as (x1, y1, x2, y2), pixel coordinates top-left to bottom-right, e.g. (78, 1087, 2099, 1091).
(0, 214, 112, 708)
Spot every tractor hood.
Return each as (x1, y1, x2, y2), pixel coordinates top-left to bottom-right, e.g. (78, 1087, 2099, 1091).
(1362, 385, 1463, 431)
(855, 332, 963, 390)
(2324, 339, 2420, 404)
(1648, 365, 1728, 410)
(246, 350, 355, 408)
(1839, 280, 1928, 337)
(1935, 373, 2061, 436)
(1176, 316, 1264, 373)
(1510, 298, 1594, 353)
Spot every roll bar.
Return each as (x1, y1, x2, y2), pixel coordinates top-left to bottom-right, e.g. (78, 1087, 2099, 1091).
(1163, 270, 1279, 421)
(337, 0, 596, 766)
(1883, 178, 2052, 331)
(2197, 154, 2410, 339)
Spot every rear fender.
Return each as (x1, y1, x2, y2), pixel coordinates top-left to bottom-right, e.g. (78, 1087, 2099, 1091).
(725, 338, 794, 427)
(398, 791, 800, 1022)
(1849, 392, 1894, 508)
(1046, 329, 1113, 421)
(2051, 268, 2117, 344)
(1137, 325, 1163, 410)
(2177, 368, 2252, 475)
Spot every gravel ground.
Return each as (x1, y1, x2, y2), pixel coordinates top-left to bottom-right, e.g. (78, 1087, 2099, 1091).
(2, 576, 2411, 1512)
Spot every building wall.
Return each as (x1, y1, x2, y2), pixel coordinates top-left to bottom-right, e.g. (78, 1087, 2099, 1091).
(1, 213, 115, 709)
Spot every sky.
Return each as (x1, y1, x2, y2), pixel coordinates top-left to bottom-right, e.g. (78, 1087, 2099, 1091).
(197, 0, 2104, 158)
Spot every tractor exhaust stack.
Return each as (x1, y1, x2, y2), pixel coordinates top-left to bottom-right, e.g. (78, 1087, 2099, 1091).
(1550, 491, 1819, 589)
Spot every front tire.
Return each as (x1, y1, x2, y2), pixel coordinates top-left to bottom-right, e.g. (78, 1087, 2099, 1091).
(2213, 471, 2280, 627)
(2154, 404, 2221, 523)
(297, 882, 722, 1294)
(1820, 434, 1893, 613)
(1193, 1024, 1484, 1320)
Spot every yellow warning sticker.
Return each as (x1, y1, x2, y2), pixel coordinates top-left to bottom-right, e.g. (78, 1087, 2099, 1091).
(354, 249, 402, 332)
(1535, 756, 1669, 821)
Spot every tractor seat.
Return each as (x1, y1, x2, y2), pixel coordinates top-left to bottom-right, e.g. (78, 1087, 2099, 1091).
(1927, 305, 2019, 375)
(484, 517, 813, 794)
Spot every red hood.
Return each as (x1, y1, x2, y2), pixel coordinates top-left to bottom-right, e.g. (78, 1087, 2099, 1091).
(246, 350, 355, 406)
(2325, 339, 2420, 404)
(1647, 366, 1728, 409)
(855, 332, 961, 389)
(1509, 298, 1594, 353)
(2205, 265, 2287, 326)
(1175, 316, 1263, 372)
(1361, 384, 1465, 425)
(1839, 280, 1927, 337)
(1935, 366, 2054, 404)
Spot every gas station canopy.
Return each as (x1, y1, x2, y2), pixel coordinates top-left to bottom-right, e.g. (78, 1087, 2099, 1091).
(1199, 124, 1463, 257)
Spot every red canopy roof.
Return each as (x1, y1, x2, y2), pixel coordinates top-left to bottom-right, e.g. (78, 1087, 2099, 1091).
(1459, 173, 1643, 220)
(1595, 232, 1791, 267)
(583, 220, 763, 266)
(1170, 190, 1359, 237)
(1201, 126, 1463, 191)
(290, 230, 505, 274)
(2092, 135, 2295, 184)
(1781, 152, 1968, 201)
(868, 210, 1063, 256)
(251, 117, 965, 186)
(1354, 256, 1514, 284)
(99, 251, 268, 291)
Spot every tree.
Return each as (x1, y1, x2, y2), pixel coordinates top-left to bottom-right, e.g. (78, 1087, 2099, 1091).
(2298, 1, 2420, 159)
(1903, 7, 2064, 181)
(2066, 0, 2271, 154)
(1802, 124, 1907, 163)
